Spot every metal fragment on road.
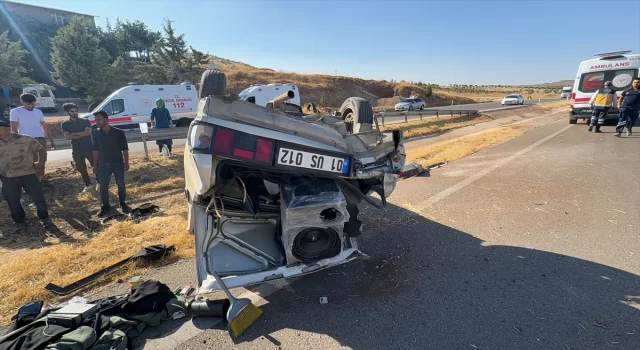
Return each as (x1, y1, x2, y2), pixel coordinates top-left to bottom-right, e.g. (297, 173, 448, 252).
(319, 296, 328, 304)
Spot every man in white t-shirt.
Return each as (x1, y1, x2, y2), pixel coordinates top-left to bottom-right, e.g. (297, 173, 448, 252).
(10, 93, 56, 181)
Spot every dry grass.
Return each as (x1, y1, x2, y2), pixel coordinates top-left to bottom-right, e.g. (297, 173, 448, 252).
(0, 152, 193, 325)
(407, 126, 530, 168)
(539, 100, 571, 109)
(380, 113, 491, 139)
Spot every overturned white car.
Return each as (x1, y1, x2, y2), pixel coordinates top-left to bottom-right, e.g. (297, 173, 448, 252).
(184, 69, 406, 294)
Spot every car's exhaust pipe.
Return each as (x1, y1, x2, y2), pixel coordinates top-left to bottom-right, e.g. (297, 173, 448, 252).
(266, 90, 295, 109)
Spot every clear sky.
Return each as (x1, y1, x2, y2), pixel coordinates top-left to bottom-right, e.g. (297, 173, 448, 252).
(11, 0, 640, 85)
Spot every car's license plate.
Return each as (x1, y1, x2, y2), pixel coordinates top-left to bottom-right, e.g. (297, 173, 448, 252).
(277, 148, 349, 174)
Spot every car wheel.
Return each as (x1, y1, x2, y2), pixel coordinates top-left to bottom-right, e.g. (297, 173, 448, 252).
(408, 106, 414, 111)
(419, 105, 424, 110)
(199, 67, 227, 98)
(338, 97, 374, 134)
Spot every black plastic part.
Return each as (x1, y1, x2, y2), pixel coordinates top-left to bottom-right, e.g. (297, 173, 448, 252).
(188, 300, 231, 321)
(343, 203, 363, 237)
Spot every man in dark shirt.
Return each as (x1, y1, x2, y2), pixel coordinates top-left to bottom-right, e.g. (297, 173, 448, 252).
(615, 79, 640, 137)
(61, 103, 97, 193)
(92, 111, 131, 216)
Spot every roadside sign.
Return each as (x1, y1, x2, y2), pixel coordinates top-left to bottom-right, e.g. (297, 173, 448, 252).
(139, 123, 149, 134)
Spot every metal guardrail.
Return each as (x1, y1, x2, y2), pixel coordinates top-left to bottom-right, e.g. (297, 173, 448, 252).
(375, 109, 479, 126)
(51, 109, 479, 149)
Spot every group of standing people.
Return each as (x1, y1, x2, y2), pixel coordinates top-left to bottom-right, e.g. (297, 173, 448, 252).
(588, 79, 640, 136)
(0, 94, 175, 232)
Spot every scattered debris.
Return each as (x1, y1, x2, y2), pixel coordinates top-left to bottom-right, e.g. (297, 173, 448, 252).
(400, 163, 425, 179)
(44, 244, 175, 296)
(319, 296, 328, 304)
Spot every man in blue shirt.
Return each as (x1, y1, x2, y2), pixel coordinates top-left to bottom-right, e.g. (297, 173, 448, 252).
(615, 79, 640, 137)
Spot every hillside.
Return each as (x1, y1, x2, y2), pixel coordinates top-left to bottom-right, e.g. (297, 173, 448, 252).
(529, 80, 574, 88)
(207, 57, 474, 108)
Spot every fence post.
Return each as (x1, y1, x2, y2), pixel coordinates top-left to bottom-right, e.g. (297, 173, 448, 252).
(404, 112, 408, 123)
(450, 111, 453, 117)
(381, 113, 385, 126)
(459, 111, 462, 117)
(420, 113, 423, 120)
(436, 111, 439, 118)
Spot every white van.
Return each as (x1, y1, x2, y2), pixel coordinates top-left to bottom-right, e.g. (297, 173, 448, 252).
(238, 83, 301, 107)
(570, 51, 640, 124)
(560, 87, 572, 99)
(23, 86, 57, 112)
(83, 83, 198, 129)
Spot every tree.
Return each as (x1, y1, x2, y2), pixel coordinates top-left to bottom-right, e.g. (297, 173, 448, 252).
(50, 16, 126, 102)
(424, 85, 433, 97)
(0, 30, 33, 88)
(150, 18, 206, 84)
(0, 11, 57, 84)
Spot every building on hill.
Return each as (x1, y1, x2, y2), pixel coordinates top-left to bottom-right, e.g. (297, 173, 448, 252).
(0, 0, 96, 100)
(0, 0, 95, 27)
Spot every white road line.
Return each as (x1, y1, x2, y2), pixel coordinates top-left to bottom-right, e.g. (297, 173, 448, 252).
(420, 123, 574, 208)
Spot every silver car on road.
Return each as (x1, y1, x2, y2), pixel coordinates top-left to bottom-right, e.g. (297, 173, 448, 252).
(395, 98, 425, 111)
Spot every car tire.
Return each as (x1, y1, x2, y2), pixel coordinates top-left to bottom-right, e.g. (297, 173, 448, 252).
(569, 118, 577, 124)
(408, 106, 414, 111)
(199, 68, 227, 98)
(419, 105, 424, 110)
(338, 97, 374, 134)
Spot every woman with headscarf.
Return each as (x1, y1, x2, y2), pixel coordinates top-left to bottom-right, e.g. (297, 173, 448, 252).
(150, 98, 174, 154)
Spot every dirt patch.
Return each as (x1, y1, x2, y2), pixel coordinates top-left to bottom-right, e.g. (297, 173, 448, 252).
(408, 125, 530, 168)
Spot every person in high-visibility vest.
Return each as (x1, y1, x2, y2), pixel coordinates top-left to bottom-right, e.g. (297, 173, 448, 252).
(588, 81, 617, 133)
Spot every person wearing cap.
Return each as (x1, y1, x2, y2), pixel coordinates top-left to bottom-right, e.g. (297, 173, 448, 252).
(0, 117, 53, 232)
(615, 79, 640, 137)
(588, 81, 618, 133)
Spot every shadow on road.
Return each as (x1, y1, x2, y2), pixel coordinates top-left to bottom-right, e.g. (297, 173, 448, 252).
(222, 202, 640, 350)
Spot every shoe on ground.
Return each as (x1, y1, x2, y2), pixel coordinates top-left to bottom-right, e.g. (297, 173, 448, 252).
(594, 129, 602, 133)
(614, 133, 622, 137)
(588, 126, 593, 132)
(97, 205, 112, 217)
(628, 130, 632, 136)
(41, 218, 54, 228)
(15, 222, 26, 232)
(95, 183, 100, 191)
(120, 203, 132, 214)
(82, 185, 92, 193)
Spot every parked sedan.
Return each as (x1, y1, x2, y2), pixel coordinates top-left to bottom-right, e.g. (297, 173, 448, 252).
(395, 98, 425, 111)
(501, 94, 525, 105)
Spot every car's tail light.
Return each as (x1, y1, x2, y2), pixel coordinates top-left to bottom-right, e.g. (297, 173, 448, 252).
(212, 127, 274, 164)
(571, 93, 576, 101)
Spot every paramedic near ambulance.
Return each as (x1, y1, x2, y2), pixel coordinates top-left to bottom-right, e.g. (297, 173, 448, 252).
(588, 81, 617, 133)
(615, 79, 640, 137)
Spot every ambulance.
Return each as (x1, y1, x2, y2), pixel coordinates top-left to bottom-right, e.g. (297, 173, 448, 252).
(238, 83, 301, 107)
(82, 83, 199, 129)
(569, 51, 640, 124)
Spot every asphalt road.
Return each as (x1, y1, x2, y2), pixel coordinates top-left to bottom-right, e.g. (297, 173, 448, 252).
(85, 114, 639, 349)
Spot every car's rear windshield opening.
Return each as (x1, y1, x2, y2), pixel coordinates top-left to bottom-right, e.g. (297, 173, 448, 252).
(578, 69, 639, 93)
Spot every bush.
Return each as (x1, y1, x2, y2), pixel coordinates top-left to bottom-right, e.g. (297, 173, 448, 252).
(424, 86, 433, 97)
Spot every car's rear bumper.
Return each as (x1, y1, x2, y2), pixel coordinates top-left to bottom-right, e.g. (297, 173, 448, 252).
(570, 106, 620, 119)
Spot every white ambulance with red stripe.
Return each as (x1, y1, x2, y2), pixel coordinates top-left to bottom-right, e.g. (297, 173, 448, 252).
(569, 51, 640, 124)
(82, 83, 199, 129)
